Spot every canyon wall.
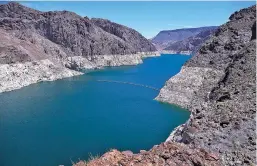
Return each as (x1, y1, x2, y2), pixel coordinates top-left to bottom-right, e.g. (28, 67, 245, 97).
(157, 5, 256, 165)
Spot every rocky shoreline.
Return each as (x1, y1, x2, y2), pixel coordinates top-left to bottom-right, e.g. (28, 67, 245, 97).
(155, 66, 223, 109)
(0, 59, 82, 93)
(64, 52, 160, 70)
(0, 52, 160, 93)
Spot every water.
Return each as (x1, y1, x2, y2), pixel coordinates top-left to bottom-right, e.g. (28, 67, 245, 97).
(0, 54, 190, 166)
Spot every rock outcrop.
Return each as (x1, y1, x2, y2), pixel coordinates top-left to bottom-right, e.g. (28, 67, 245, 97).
(76, 5, 256, 166)
(156, 66, 223, 108)
(151, 26, 217, 51)
(76, 142, 221, 166)
(0, 2, 158, 93)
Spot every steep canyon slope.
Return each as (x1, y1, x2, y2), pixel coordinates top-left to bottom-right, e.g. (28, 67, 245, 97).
(157, 5, 256, 165)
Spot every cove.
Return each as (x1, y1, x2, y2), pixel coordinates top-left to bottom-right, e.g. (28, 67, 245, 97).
(0, 54, 190, 166)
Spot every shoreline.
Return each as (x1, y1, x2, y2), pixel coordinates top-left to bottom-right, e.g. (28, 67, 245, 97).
(155, 65, 223, 143)
(0, 51, 191, 149)
(0, 52, 160, 94)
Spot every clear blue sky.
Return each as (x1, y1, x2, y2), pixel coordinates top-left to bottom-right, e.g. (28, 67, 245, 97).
(18, 1, 256, 38)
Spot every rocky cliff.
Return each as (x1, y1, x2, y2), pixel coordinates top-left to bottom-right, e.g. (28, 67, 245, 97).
(0, 2, 158, 93)
(151, 26, 217, 51)
(157, 4, 256, 165)
(91, 18, 156, 53)
(76, 5, 256, 166)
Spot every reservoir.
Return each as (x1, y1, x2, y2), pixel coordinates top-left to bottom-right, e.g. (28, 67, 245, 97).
(0, 54, 190, 166)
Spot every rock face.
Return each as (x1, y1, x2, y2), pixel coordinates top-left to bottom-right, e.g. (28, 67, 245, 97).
(151, 26, 217, 51)
(0, 2, 156, 58)
(163, 28, 218, 55)
(77, 5, 256, 166)
(0, 2, 158, 93)
(156, 66, 223, 108)
(156, 4, 256, 165)
(91, 18, 156, 53)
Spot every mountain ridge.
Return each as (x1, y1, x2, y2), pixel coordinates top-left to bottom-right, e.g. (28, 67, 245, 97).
(156, 26, 218, 34)
(163, 27, 218, 54)
(0, 2, 156, 59)
(151, 26, 218, 51)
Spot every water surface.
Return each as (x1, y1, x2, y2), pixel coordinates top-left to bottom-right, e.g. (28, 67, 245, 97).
(0, 54, 190, 166)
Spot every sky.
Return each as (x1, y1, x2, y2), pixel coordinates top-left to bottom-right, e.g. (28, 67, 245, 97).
(13, 1, 257, 38)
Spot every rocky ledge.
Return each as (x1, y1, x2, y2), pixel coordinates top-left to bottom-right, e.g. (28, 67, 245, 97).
(76, 142, 221, 166)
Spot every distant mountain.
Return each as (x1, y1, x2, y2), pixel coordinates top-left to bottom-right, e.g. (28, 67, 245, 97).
(163, 28, 218, 54)
(151, 26, 218, 51)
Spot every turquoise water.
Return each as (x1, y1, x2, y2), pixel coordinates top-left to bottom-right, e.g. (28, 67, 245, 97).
(0, 54, 190, 166)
